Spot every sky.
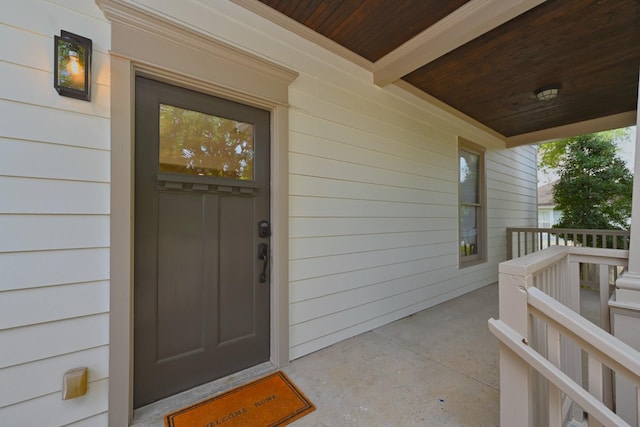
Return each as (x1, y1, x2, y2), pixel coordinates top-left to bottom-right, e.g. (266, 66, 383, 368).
(537, 125, 637, 186)
(619, 125, 637, 172)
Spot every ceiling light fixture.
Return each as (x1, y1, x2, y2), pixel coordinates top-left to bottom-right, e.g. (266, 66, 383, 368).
(535, 85, 560, 102)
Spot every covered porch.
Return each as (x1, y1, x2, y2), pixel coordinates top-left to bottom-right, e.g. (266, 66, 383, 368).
(133, 284, 500, 426)
(131, 232, 640, 427)
(2, 1, 639, 425)
(111, 2, 640, 424)
(121, 2, 640, 425)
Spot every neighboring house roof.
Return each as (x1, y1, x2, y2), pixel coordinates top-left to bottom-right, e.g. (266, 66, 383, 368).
(538, 180, 559, 207)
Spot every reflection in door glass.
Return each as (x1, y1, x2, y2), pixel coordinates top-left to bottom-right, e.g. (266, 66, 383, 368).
(159, 104, 254, 180)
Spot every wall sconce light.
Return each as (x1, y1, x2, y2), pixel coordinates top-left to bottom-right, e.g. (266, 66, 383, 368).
(535, 85, 560, 102)
(54, 30, 92, 101)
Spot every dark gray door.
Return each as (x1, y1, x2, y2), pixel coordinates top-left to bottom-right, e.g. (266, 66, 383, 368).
(134, 77, 271, 407)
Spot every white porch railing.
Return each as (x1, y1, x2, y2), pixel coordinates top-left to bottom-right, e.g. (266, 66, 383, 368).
(490, 246, 640, 426)
(507, 227, 630, 260)
(507, 227, 631, 331)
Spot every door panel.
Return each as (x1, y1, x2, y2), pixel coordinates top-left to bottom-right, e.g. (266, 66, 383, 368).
(134, 77, 270, 407)
(219, 196, 255, 343)
(156, 192, 212, 361)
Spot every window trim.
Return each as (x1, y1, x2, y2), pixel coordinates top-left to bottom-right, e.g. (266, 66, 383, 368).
(458, 138, 487, 268)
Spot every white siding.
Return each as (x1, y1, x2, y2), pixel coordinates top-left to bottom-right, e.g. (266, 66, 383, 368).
(485, 146, 538, 272)
(134, 0, 537, 359)
(1, 0, 538, 420)
(0, 0, 110, 424)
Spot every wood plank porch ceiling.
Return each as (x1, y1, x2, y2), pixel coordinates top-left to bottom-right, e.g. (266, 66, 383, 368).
(237, 0, 640, 146)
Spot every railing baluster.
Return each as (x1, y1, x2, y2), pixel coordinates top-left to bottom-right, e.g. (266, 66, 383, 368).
(549, 264, 562, 299)
(539, 231, 543, 252)
(568, 259, 585, 420)
(598, 261, 615, 411)
(588, 353, 605, 427)
(599, 264, 610, 332)
(637, 388, 640, 427)
(547, 325, 563, 427)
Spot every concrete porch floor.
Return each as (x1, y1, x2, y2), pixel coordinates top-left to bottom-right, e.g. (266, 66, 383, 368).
(133, 283, 500, 426)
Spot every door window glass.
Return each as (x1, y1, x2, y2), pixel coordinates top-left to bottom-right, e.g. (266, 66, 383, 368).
(159, 104, 254, 180)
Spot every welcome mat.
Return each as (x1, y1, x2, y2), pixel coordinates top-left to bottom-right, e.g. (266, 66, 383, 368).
(165, 371, 315, 427)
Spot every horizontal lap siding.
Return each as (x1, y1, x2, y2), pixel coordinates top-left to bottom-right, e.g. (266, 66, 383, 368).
(0, 0, 540, 420)
(0, 379, 108, 426)
(486, 146, 538, 264)
(1, 248, 109, 292)
(287, 115, 536, 356)
(147, 1, 538, 359)
(284, 72, 537, 358)
(287, 75, 464, 357)
(0, 346, 108, 409)
(0, 0, 110, 424)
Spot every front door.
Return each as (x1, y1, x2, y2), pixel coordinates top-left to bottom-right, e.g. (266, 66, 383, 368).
(134, 77, 271, 407)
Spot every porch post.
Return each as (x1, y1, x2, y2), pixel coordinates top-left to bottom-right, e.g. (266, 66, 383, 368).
(616, 68, 640, 283)
(611, 68, 640, 425)
(498, 269, 531, 426)
(614, 69, 640, 302)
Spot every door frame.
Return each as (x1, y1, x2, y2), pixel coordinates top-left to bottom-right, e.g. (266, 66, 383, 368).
(99, 1, 298, 424)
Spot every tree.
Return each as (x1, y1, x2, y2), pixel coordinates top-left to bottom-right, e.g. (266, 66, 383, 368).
(159, 104, 255, 180)
(539, 130, 633, 236)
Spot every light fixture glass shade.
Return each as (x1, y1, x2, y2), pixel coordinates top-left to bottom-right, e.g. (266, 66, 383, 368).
(54, 30, 92, 101)
(535, 86, 560, 102)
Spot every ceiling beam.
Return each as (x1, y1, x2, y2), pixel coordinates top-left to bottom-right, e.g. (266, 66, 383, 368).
(505, 111, 637, 147)
(373, 0, 547, 87)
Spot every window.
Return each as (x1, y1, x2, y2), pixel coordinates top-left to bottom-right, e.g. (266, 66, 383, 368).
(159, 103, 255, 180)
(459, 139, 486, 267)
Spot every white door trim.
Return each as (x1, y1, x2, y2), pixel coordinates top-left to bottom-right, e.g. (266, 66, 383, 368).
(98, 1, 297, 424)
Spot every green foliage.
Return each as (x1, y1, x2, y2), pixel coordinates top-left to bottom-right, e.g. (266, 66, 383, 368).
(159, 104, 254, 180)
(538, 138, 569, 174)
(546, 131, 633, 236)
(538, 128, 629, 174)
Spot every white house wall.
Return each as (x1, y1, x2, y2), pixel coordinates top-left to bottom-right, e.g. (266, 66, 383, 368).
(129, 0, 538, 359)
(0, 0, 110, 425)
(0, 0, 537, 422)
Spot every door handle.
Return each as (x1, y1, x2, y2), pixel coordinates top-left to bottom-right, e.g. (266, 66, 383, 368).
(257, 243, 268, 283)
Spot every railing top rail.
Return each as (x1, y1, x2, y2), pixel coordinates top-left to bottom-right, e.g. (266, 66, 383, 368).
(567, 247, 629, 266)
(507, 227, 630, 236)
(499, 246, 629, 276)
(499, 245, 568, 276)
